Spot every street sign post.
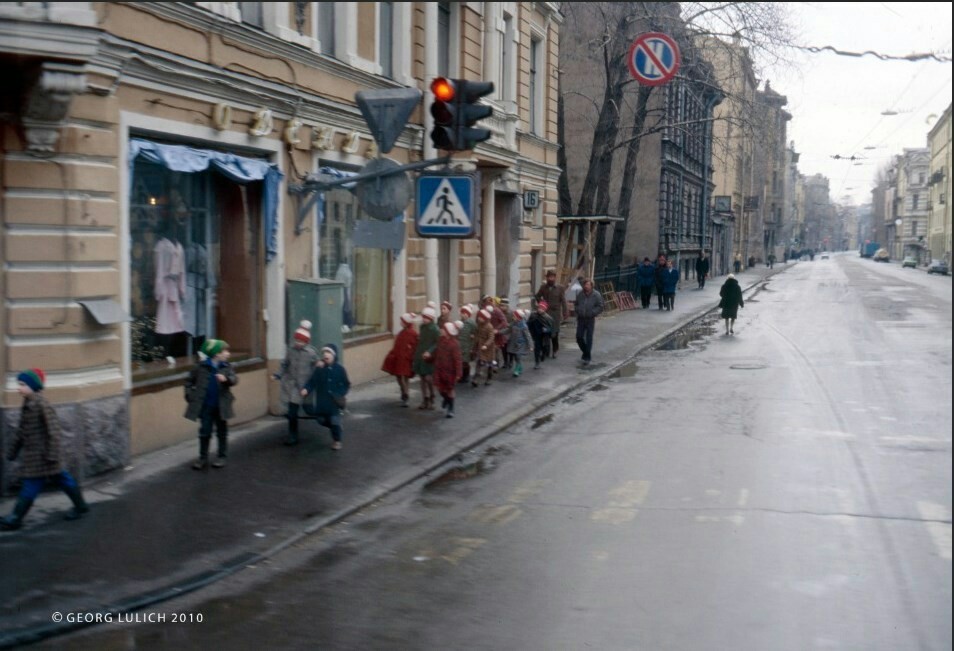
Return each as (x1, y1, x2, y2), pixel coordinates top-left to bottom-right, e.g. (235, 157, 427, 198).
(628, 32, 681, 86)
(355, 88, 422, 154)
(416, 173, 477, 238)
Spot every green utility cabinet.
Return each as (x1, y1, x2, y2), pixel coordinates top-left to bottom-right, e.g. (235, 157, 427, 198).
(287, 278, 344, 360)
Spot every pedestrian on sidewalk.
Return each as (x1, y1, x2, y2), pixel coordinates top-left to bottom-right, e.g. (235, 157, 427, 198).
(767, 253, 776, 269)
(473, 308, 498, 386)
(695, 252, 710, 289)
(185, 339, 237, 469)
(636, 258, 655, 308)
(301, 344, 350, 450)
(661, 260, 680, 311)
(434, 321, 463, 418)
(498, 297, 515, 369)
(507, 309, 534, 377)
(413, 306, 440, 409)
(482, 295, 509, 370)
(382, 312, 418, 407)
(528, 300, 555, 369)
(575, 279, 604, 366)
(457, 305, 478, 384)
(734, 253, 743, 274)
(718, 274, 745, 335)
(1, 369, 89, 531)
(654, 254, 668, 310)
(438, 300, 453, 329)
(275, 320, 319, 446)
(534, 270, 567, 358)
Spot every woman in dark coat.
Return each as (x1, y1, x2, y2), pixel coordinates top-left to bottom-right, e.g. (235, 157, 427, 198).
(718, 274, 744, 335)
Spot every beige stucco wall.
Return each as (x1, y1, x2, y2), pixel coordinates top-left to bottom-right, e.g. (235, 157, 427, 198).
(130, 368, 269, 455)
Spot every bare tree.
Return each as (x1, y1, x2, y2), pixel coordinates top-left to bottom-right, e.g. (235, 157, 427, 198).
(558, 1, 797, 271)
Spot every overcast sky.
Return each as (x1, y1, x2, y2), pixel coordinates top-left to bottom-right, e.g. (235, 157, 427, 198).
(765, 1, 953, 206)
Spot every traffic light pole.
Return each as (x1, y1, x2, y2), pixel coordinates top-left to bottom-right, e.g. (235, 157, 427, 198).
(289, 155, 451, 235)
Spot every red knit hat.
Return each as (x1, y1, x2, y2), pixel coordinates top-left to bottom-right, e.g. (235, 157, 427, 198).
(293, 320, 312, 344)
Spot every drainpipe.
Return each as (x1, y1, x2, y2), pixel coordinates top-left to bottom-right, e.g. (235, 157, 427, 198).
(423, 2, 440, 304)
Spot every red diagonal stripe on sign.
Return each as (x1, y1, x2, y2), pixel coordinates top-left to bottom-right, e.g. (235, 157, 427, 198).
(638, 39, 670, 77)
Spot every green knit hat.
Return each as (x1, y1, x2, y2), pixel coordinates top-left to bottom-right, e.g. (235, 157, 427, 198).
(18, 368, 45, 392)
(201, 339, 229, 358)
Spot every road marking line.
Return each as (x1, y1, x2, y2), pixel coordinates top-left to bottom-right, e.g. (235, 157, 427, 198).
(737, 488, 749, 507)
(440, 537, 487, 566)
(591, 507, 637, 524)
(507, 479, 552, 504)
(469, 504, 523, 526)
(917, 501, 952, 561)
(607, 480, 652, 508)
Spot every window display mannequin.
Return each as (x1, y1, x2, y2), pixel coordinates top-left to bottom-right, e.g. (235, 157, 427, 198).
(154, 220, 187, 335)
(335, 262, 356, 330)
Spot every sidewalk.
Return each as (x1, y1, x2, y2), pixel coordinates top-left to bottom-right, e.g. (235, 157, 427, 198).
(0, 264, 784, 646)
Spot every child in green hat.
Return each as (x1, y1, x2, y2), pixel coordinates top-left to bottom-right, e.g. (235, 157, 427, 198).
(184, 339, 238, 469)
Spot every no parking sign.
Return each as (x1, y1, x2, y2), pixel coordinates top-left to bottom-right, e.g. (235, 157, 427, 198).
(628, 32, 681, 86)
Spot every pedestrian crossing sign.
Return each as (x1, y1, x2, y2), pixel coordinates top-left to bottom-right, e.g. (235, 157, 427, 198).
(416, 173, 477, 238)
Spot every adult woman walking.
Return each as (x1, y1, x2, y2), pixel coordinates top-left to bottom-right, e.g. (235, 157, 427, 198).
(718, 274, 744, 335)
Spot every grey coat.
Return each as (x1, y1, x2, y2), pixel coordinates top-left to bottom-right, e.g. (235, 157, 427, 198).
(278, 344, 319, 405)
(575, 290, 605, 319)
(6, 392, 64, 478)
(184, 360, 238, 421)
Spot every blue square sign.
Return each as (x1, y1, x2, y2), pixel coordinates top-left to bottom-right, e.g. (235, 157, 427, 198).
(416, 174, 476, 238)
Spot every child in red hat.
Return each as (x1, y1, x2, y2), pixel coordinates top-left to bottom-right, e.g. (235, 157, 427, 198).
(274, 320, 319, 445)
(382, 313, 419, 407)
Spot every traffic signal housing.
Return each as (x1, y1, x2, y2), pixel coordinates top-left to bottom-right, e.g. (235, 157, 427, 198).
(429, 78, 495, 152)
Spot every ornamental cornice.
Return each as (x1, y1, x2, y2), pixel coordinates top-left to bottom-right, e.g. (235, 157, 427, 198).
(135, 2, 408, 95)
(0, 16, 100, 60)
(89, 36, 424, 153)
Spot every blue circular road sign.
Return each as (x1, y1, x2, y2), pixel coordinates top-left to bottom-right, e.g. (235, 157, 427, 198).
(628, 32, 681, 86)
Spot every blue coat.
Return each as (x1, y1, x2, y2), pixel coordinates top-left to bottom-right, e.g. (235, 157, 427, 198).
(636, 264, 656, 288)
(661, 268, 680, 293)
(303, 362, 351, 417)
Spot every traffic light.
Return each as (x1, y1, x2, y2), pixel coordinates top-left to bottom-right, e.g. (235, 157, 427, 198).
(429, 78, 495, 151)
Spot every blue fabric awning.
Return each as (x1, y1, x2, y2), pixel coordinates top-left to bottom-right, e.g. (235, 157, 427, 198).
(129, 139, 284, 263)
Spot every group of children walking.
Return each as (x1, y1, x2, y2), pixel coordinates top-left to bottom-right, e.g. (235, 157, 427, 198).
(381, 294, 557, 419)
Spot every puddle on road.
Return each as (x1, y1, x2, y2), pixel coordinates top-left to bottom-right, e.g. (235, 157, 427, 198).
(609, 361, 639, 378)
(531, 413, 554, 429)
(424, 446, 508, 488)
(588, 383, 609, 392)
(562, 394, 584, 405)
(654, 322, 717, 351)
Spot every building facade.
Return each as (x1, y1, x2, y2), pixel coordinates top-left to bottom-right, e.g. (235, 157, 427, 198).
(895, 148, 930, 263)
(927, 104, 952, 263)
(0, 1, 562, 485)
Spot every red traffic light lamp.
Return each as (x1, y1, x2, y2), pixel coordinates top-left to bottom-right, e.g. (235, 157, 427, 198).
(429, 77, 494, 152)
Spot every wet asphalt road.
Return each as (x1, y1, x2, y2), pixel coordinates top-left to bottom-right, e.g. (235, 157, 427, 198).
(50, 254, 952, 651)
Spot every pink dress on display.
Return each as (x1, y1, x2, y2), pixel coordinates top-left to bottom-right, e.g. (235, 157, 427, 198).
(154, 237, 186, 334)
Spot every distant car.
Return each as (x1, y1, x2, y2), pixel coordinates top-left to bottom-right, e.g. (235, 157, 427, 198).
(927, 259, 949, 275)
(902, 256, 918, 268)
(820, 253, 830, 260)
(873, 248, 890, 262)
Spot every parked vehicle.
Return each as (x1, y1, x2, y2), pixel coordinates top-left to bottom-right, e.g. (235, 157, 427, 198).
(860, 242, 881, 258)
(902, 256, 918, 268)
(927, 259, 949, 275)
(873, 248, 890, 262)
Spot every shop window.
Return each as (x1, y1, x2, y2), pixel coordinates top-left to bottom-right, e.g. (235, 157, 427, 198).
(129, 161, 262, 382)
(319, 183, 390, 340)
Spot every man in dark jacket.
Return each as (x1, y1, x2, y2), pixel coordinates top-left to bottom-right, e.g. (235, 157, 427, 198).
(534, 270, 568, 358)
(695, 253, 710, 289)
(574, 279, 604, 366)
(636, 258, 656, 308)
